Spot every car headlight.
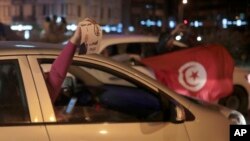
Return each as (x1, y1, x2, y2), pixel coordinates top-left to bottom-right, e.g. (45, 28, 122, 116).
(228, 110, 247, 125)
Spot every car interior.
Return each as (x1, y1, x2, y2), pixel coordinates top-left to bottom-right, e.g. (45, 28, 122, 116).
(41, 63, 166, 123)
(0, 60, 30, 124)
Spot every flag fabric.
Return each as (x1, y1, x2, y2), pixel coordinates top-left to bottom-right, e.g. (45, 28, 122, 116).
(141, 44, 234, 102)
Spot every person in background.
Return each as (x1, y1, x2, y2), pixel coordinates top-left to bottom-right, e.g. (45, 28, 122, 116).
(58, 17, 67, 34)
(51, 15, 58, 34)
(40, 16, 52, 42)
(45, 18, 102, 103)
(57, 16, 68, 42)
(0, 22, 6, 40)
(157, 23, 198, 54)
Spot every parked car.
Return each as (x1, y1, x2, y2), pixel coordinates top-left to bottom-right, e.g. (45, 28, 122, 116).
(99, 34, 250, 115)
(0, 41, 246, 141)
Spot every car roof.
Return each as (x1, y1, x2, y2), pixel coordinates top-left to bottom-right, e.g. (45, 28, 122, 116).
(0, 41, 163, 89)
(99, 34, 159, 53)
(0, 41, 63, 56)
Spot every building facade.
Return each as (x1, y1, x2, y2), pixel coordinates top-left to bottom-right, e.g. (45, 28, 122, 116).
(124, 0, 167, 34)
(0, 0, 122, 27)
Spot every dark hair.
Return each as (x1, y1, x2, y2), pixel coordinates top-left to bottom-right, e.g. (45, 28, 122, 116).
(53, 15, 57, 21)
(45, 16, 51, 22)
(61, 17, 67, 24)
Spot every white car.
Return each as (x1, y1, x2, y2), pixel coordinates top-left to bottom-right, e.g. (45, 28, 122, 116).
(0, 41, 246, 141)
(99, 34, 250, 115)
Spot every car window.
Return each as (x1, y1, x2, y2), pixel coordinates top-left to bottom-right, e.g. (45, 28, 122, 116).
(40, 61, 168, 123)
(102, 42, 158, 58)
(0, 60, 30, 124)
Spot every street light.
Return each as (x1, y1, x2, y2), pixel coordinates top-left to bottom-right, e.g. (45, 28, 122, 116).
(178, 0, 188, 23)
(182, 0, 188, 5)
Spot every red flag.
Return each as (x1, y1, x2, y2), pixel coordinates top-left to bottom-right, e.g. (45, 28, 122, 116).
(141, 44, 234, 102)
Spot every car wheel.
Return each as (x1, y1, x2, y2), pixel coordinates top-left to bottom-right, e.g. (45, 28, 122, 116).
(218, 86, 248, 115)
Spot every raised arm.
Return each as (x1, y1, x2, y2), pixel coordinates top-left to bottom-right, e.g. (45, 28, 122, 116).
(46, 18, 102, 103)
(47, 27, 81, 102)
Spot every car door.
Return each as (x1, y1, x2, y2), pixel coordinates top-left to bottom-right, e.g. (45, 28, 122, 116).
(0, 56, 49, 141)
(28, 55, 190, 141)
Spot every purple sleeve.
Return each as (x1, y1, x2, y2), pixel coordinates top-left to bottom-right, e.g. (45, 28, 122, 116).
(47, 41, 77, 102)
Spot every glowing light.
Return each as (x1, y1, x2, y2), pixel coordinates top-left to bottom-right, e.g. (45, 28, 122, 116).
(197, 36, 202, 41)
(227, 21, 233, 25)
(101, 24, 123, 33)
(49, 116, 56, 122)
(110, 26, 117, 32)
(146, 19, 151, 27)
(182, 0, 188, 4)
(236, 19, 242, 26)
(11, 24, 33, 31)
(34, 117, 39, 122)
(99, 130, 108, 135)
(15, 44, 35, 48)
(128, 26, 135, 32)
(222, 18, 228, 29)
(157, 20, 162, 27)
(24, 30, 30, 40)
(183, 19, 188, 25)
(117, 23, 123, 28)
(56, 17, 62, 23)
(101, 25, 111, 33)
(169, 20, 175, 29)
(140, 21, 145, 25)
(175, 35, 182, 41)
(145, 4, 152, 9)
(66, 24, 77, 31)
(194, 21, 199, 27)
(117, 28, 122, 33)
(247, 74, 250, 84)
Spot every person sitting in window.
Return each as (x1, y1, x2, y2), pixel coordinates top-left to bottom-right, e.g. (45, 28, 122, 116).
(45, 18, 102, 103)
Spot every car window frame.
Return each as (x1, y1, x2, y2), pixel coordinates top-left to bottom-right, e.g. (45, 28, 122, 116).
(28, 55, 58, 123)
(40, 59, 166, 123)
(28, 54, 194, 124)
(28, 55, 181, 123)
(101, 42, 158, 57)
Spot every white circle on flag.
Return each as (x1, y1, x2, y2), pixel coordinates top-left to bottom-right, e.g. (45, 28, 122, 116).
(178, 61, 207, 92)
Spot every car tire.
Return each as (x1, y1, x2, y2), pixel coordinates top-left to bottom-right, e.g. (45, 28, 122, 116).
(218, 85, 248, 115)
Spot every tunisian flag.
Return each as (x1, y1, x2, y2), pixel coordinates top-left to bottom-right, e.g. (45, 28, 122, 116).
(141, 44, 234, 102)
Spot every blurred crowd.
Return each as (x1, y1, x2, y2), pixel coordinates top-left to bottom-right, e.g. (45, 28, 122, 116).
(0, 18, 249, 65)
(40, 15, 68, 43)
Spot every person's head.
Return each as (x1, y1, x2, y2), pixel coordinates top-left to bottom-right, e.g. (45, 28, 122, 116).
(45, 16, 51, 22)
(61, 17, 67, 24)
(53, 15, 57, 21)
